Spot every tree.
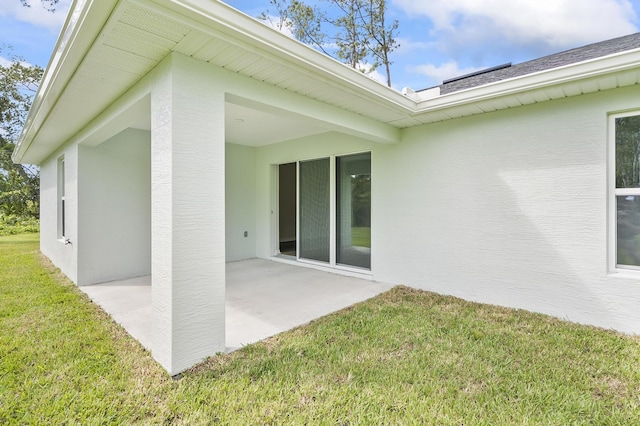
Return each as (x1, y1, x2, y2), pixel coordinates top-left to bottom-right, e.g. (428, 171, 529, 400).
(363, 0, 398, 87)
(332, 0, 369, 69)
(260, 0, 399, 87)
(260, 0, 331, 56)
(0, 49, 43, 218)
(615, 115, 640, 188)
(19, 0, 60, 11)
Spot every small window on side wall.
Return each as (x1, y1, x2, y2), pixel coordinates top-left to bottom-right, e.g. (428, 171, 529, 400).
(613, 113, 640, 269)
(57, 156, 65, 239)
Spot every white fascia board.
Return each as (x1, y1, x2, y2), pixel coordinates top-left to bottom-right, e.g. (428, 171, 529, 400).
(12, 0, 119, 164)
(13, 0, 640, 165)
(140, 0, 416, 112)
(415, 48, 640, 116)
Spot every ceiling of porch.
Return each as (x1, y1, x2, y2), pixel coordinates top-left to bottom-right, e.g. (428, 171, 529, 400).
(127, 100, 332, 147)
(224, 102, 329, 146)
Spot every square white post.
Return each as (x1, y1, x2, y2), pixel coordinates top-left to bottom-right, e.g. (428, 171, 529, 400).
(151, 54, 225, 375)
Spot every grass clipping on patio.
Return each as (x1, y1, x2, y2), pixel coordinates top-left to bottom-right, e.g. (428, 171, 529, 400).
(1, 234, 640, 424)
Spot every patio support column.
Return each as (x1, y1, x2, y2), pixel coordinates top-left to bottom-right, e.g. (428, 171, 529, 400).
(150, 53, 225, 375)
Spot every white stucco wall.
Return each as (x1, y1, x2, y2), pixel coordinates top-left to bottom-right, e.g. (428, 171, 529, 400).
(372, 85, 640, 334)
(40, 144, 79, 283)
(252, 86, 640, 334)
(226, 143, 256, 261)
(77, 128, 151, 285)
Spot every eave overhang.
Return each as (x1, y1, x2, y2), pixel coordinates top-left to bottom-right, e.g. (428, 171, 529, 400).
(12, 0, 640, 164)
(13, 0, 120, 164)
(398, 47, 640, 128)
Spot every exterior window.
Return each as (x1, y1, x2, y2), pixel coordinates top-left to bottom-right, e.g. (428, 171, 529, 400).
(57, 157, 65, 239)
(613, 113, 640, 269)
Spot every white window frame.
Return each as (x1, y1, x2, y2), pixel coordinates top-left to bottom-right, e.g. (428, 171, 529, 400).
(57, 156, 66, 240)
(608, 110, 640, 272)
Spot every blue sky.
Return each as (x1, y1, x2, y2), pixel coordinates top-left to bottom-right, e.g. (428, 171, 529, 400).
(1, 0, 640, 91)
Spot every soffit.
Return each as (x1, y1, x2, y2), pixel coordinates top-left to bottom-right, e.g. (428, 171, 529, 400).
(18, 0, 410, 164)
(14, 0, 640, 164)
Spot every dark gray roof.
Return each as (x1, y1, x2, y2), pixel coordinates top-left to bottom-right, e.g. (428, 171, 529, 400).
(437, 32, 640, 95)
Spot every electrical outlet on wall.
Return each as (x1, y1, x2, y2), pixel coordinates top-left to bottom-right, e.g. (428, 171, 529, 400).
(244, 231, 248, 238)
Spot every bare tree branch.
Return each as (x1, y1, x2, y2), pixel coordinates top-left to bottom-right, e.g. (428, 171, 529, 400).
(260, 0, 399, 86)
(19, 0, 59, 12)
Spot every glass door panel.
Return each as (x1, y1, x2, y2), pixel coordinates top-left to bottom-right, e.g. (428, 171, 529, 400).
(278, 163, 297, 256)
(299, 158, 330, 262)
(336, 153, 371, 269)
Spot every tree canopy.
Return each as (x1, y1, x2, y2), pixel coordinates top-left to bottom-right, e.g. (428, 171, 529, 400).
(0, 49, 43, 218)
(1, 0, 62, 219)
(261, 0, 399, 87)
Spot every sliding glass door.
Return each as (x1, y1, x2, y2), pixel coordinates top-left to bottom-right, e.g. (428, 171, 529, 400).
(299, 158, 331, 262)
(336, 153, 371, 269)
(278, 152, 371, 270)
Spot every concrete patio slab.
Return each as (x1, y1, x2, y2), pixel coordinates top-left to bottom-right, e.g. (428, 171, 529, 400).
(80, 259, 394, 354)
(80, 275, 153, 349)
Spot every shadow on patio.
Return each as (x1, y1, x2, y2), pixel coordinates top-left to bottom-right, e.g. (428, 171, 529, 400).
(80, 259, 394, 353)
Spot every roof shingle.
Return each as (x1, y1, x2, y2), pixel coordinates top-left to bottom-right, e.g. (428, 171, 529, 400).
(438, 32, 640, 94)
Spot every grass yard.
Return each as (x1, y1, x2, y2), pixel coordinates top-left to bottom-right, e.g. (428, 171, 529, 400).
(351, 226, 371, 248)
(2, 234, 640, 424)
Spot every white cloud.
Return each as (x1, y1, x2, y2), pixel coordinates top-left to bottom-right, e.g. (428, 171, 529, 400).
(409, 60, 482, 86)
(393, 0, 638, 62)
(394, 37, 434, 54)
(356, 61, 390, 86)
(259, 14, 296, 38)
(0, 55, 34, 68)
(0, 0, 72, 32)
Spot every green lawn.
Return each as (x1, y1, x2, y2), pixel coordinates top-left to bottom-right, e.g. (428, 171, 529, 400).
(2, 233, 640, 424)
(351, 226, 371, 248)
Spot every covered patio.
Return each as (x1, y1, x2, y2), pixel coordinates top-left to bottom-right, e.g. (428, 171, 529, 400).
(80, 259, 394, 356)
(20, 0, 400, 375)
